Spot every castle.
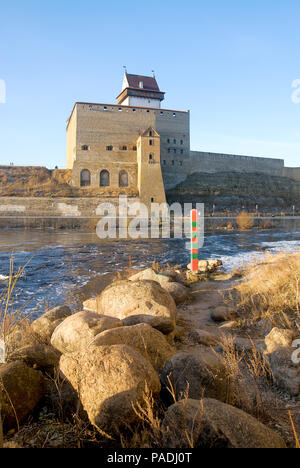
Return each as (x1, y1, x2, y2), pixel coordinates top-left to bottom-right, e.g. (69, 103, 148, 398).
(66, 72, 300, 209)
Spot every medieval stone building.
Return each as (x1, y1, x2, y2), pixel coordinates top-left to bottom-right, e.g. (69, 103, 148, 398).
(66, 72, 300, 209)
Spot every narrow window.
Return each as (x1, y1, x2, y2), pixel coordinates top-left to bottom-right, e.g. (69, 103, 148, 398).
(167, 139, 170, 144)
(173, 139, 176, 144)
(172, 160, 175, 166)
(106, 145, 113, 151)
(168, 148, 171, 154)
(80, 169, 91, 187)
(181, 149, 184, 155)
(81, 145, 89, 151)
(100, 170, 110, 187)
(121, 146, 127, 151)
(149, 139, 154, 146)
(149, 130, 153, 137)
(180, 140, 183, 145)
(133, 145, 137, 151)
(151, 197, 154, 203)
(163, 160, 166, 165)
(174, 149, 177, 154)
(179, 161, 183, 166)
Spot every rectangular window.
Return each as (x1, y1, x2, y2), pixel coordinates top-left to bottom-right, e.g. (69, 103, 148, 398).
(81, 145, 89, 151)
(149, 140, 154, 146)
(172, 160, 175, 166)
(168, 148, 171, 154)
(106, 146, 113, 151)
(179, 161, 183, 166)
(174, 149, 177, 154)
(180, 140, 183, 145)
(163, 160, 166, 165)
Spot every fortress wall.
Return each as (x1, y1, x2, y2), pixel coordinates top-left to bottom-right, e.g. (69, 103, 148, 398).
(0, 196, 139, 218)
(189, 151, 284, 176)
(282, 167, 300, 182)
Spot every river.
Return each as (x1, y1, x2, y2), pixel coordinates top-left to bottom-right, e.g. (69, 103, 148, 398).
(0, 228, 299, 318)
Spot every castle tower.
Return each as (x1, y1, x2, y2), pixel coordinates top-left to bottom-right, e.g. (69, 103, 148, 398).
(116, 72, 165, 108)
(137, 127, 166, 210)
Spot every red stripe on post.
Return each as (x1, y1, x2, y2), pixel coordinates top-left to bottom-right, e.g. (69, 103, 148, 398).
(190, 209, 198, 272)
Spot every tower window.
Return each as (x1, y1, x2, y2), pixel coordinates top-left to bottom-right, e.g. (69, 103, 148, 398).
(100, 170, 110, 187)
(80, 169, 91, 187)
(151, 197, 154, 203)
(81, 145, 89, 151)
(106, 145, 113, 151)
(149, 139, 154, 146)
(133, 145, 137, 151)
(149, 154, 153, 160)
(149, 131, 153, 137)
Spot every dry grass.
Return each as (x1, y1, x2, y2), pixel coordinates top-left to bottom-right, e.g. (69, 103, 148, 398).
(0, 255, 42, 355)
(235, 251, 300, 330)
(237, 211, 254, 230)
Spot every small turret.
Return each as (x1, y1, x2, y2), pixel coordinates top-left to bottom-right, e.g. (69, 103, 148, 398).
(116, 72, 165, 108)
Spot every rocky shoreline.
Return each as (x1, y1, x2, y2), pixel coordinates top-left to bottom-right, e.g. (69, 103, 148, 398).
(0, 257, 299, 448)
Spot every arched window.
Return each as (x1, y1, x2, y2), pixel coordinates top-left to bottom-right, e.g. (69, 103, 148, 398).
(80, 169, 91, 187)
(119, 170, 129, 187)
(100, 170, 110, 187)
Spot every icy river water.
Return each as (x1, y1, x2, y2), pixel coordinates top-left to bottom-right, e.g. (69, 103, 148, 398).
(0, 228, 299, 318)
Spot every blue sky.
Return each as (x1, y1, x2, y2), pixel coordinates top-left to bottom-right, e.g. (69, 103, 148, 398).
(0, 0, 299, 168)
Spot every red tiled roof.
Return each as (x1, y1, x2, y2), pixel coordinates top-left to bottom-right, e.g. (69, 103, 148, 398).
(126, 73, 160, 91)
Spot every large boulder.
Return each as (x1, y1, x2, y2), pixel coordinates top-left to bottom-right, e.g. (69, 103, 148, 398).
(160, 351, 232, 404)
(31, 305, 72, 343)
(129, 268, 170, 285)
(91, 323, 174, 372)
(51, 311, 122, 354)
(162, 398, 286, 448)
(162, 282, 189, 304)
(129, 269, 188, 305)
(268, 346, 300, 397)
(84, 280, 177, 334)
(0, 361, 45, 432)
(9, 344, 60, 371)
(265, 327, 295, 354)
(60, 344, 161, 433)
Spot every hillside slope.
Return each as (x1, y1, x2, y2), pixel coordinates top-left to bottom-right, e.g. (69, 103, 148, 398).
(166, 172, 300, 212)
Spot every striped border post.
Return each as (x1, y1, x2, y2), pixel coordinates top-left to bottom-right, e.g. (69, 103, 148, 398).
(190, 209, 198, 272)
